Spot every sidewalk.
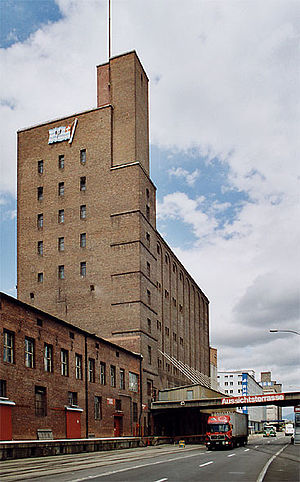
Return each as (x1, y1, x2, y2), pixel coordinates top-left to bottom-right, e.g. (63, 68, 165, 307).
(264, 443, 300, 482)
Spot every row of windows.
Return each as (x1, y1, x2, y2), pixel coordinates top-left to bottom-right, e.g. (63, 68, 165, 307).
(37, 177, 87, 201)
(37, 234, 86, 255)
(3, 330, 139, 392)
(37, 150, 86, 174)
(37, 205, 86, 228)
(37, 262, 86, 282)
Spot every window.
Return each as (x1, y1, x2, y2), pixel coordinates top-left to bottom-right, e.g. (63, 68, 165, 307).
(172, 263, 177, 273)
(3, 330, 14, 363)
(146, 188, 149, 199)
(44, 343, 53, 372)
(173, 332, 177, 342)
(179, 272, 183, 281)
(146, 262, 150, 277)
(115, 399, 122, 411)
(147, 289, 151, 305)
(146, 232, 150, 245)
(38, 160, 43, 174)
(165, 327, 169, 336)
(80, 149, 86, 164)
(146, 205, 150, 219)
(37, 186, 43, 201)
(120, 368, 125, 389)
(158, 358, 162, 368)
(58, 265, 65, 280)
(68, 391, 78, 406)
(80, 233, 86, 248)
(37, 213, 43, 228)
(129, 372, 139, 392)
(88, 358, 95, 383)
(61, 349, 69, 376)
(58, 237, 64, 251)
(80, 176, 86, 191)
(100, 361, 106, 384)
(165, 253, 169, 264)
(230, 382, 233, 386)
(157, 320, 161, 331)
(58, 182, 64, 196)
(37, 318, 43, 327)
(179, 304, 183, 313)
(225, 381, 228, 386)
(25, 337, 34, 368)
(186, 390, 193, 400)
(37, 241, 43, 255)
(80, 262, 86, 277)
(94, 396, 102, 420)
(133, 402, 138, 422)
(180, 337, 183, 346)
(172, 297, 176, 307)
(157, 243, 161, 254)
(164, 289, 169, 299)
(80, 205, 86, 219)
(147, 380, 152, 396)
(147, 318, 151, 333)
(230, 390, 233, 394)
(75, 354, 83, 379)
(0, 380, 6, 398)
(58, 155, 64, 169)
(110, 365, 116, 387)
(35, 386, 47, 416)
(37, 272, 43, 283)
(58, 209, 64, 223)
(147, 345, 152, 365)
(69, 331, 74, 339)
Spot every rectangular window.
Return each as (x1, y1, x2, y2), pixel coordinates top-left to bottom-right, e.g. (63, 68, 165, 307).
(58, 182, 64, 196)
(37, 240, 43, 255)
(68, 391, 78, 406)
(146, 204, 150, 219)
(147, 318, 151, 333)
(3, 330, 14, 363)
(44, 343, 53, 372)
(146, 262, 150, 277)
(148, 345, 152, 365)
(173, 332, 177, 342)
(80, 261, 86, 277)
(0, 380, 7, 398)
(110, 365, 116, 387)
(80, 176, 86, 191)
(120, 368, 125, 389)
(58, 265, 65, 280)
(100, 362, 106, 384)
(133, 402, 138, 422)
(94, 396, 102, 420)
(38, 160, 43, 174)
(80, 233, 86, 248)
(147, 289, 151, 305)
(75, 354, 83, 379)
(58, 237, 64, 251)
(25, 337, 34, 368)
(58, 209, 64, 223)
(157, 320, 161, 331)
(115, 399, 122, 411)
(37, 186, 43, 201)
(129, 372, 139, 392)
(180, 337, 183, 346)
(35, 386, 47, 416)
(147, 380, 152, 396)
(80, 149, 86, 164)
(88, 358, 95, 383)
(165, 327, 169, 336)
(61, 349, 69, 376)
(37, 272, 43, 283)
(58, 155, 64, 169)
(37, 213, 43, 228)
(80, 205, 86, 219)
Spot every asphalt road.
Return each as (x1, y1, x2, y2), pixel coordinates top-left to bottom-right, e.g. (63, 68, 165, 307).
(1, 433, 298, 482)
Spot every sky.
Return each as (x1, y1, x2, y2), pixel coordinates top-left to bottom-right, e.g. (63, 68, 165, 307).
(0, 0, 299, 400)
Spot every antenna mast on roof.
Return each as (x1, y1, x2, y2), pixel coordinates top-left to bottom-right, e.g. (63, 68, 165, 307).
(108, 0, 111, 60)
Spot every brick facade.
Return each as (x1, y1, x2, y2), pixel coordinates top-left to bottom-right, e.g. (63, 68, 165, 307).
(17, 51, 210, 420)
(0, 293, 141, 440)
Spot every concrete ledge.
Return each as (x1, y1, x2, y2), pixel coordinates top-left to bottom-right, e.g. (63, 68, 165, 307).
(0, 436, 174, 460)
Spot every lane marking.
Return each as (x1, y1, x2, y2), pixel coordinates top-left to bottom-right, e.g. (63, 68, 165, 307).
(244, 448, 250, 452)
(199, 461, 214, 467)
(227, 453, 236, 457)
(206, 451, 212, 453)
(154, 479, 168, 482)
(256, 444, 288, 482)
(69, 452, 203, 482)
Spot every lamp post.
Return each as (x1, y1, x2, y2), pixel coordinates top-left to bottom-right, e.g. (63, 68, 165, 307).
(269, 329, 300, 336)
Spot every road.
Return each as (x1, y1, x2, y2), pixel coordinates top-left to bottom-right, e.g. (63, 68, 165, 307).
(1, 433, 299, 482)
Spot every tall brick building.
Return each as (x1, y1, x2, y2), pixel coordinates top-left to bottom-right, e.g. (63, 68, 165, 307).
(17, 51, 210, 408)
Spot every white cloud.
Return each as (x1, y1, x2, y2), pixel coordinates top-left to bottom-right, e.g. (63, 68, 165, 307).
(1, 0, 299, 389)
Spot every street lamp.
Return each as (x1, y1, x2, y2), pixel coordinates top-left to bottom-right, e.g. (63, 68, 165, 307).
(269, 329, 300, 336)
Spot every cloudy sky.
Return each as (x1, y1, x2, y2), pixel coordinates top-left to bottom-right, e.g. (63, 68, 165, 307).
(0, 0, 299, 398)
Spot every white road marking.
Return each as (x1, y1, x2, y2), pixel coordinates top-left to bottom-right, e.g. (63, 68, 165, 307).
(154, 479, 168, 482)
(244, 448, 250, 452)
(69, 452, 202, 481)
(199, 461, 214, 467)
(206, 451, 212, 453)
(256, 444, 288, 482)
(227, 453, 236, 457)
(255, 445, 259, 448)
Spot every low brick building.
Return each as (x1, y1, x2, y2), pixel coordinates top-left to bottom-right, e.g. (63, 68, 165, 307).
(0, 292, 142, 440)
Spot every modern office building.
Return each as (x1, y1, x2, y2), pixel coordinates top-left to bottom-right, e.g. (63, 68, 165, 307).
(17, 51, 211, 417)
(218, 370, 266, 431)
(259, 371, 283, 424)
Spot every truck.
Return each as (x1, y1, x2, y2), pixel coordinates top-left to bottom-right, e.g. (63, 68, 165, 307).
(206, 412, 248, 450)
(284, 423, 294, 437)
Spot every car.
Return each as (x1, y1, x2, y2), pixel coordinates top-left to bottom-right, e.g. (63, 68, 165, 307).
(263, 426, 276, 437)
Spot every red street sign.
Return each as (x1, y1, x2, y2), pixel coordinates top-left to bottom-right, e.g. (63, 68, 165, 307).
(294, 406, 300, 412)
(221, 393, 285, 405)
